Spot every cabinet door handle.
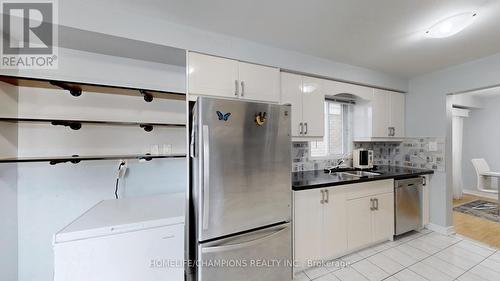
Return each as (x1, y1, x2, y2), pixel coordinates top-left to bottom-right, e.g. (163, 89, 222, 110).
(241, 81, 245, 97)
(325, 189, 329, 203)
(388, 127, 395, 137)
(304, 122, 308, 135)
(370, 198, 375, 211)
(299, 123, 303, 135)
(320, 190, 325, 204)
(375, 198, 379, 210)
(234, 80, 239, 97)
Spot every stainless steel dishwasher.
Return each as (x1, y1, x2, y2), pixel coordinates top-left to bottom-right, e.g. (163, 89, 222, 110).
(394, 177, 425, 236)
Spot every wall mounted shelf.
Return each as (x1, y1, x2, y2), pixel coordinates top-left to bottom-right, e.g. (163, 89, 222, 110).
(0, 154, 186, 165)
(0, 117, 185, 132)
(0, 75, 185, 101)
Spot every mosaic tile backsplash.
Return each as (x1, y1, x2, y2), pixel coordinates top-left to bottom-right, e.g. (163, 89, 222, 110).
(293, 137, 445, 172)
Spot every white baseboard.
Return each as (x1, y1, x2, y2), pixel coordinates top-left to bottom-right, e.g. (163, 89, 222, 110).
(425, 223, 456, 235)
(462, 190, 498, 200)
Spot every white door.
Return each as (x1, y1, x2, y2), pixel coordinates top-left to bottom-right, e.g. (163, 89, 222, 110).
(188, 52, 239, 98)
(389, 92, 405, 137)
(372, 89, 390, 137)
(238, 61, 280, 103)
(281, 73, 304, 137)
(322, 187, 348, 260)
(347, 196, 372, 250)
(294, 189, 323, 266)
(371, 192, 395, 243)
(301, 77, 325, 138)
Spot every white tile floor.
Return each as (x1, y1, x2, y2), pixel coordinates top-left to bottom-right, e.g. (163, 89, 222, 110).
(295, 229, 500, 281)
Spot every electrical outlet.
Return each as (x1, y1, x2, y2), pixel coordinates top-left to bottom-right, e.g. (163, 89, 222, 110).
(117, 160, 128, 178)
(428, 142, 438, 152)
(162, 144, 172, 154)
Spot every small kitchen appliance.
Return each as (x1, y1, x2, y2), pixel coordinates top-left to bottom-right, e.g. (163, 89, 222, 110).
(352, 148, 374, 169)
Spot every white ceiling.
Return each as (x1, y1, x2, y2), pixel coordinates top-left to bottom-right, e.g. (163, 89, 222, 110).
(112, 0, 500, 78)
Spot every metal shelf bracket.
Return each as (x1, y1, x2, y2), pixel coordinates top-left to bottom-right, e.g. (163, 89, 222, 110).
(140, 90, 153, 102)
(51, 121, 82, 130)
(140, 124, 154, 132)
(49, 155, 81, 165)
(50, 81, 83, 97)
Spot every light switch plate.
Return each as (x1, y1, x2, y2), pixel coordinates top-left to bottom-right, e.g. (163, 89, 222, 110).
(428, 141, 438, 152)
(162, 144, 172, 154)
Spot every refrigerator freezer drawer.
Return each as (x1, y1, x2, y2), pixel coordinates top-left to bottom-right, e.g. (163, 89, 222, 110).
(198, 223, 292, 281)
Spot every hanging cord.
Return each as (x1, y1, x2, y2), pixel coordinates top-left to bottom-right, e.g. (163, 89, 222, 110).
(114, 178, 120, 199)
(115, 161, 127, 199)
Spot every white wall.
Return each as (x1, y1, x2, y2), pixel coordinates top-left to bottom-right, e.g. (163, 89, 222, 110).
(0, 83, 18, 281)
(462, 95, 500, 192)
(56, 0, 408, 92)
(0, 47, 186, 94)
(407, 52, 500, 228)
(0, 48, 187, 281)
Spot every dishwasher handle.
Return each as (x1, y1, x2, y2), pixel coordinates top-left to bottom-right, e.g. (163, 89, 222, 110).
(395, 177, 424, 189)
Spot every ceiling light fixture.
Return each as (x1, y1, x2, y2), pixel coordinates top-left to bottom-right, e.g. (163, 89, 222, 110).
(302, 85, 316, 93)
(425, 12, 477, 38)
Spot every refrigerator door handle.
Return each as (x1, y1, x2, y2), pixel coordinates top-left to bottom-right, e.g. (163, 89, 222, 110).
(201, 224, 289, 254)
(190, 120, 196, 158)
(202, 125, 210, 230)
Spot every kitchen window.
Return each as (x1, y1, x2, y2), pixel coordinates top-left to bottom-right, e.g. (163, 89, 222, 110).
(310, 99, 353, 158)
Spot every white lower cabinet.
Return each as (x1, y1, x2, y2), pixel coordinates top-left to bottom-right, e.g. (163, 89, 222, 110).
(371, 192, 395, 243)
(294, 180, 394, 269)
(322, 187, 348, 260)
(294, 186, 347, 267)
(347, 191, 394, 249)
(347, 196, 373, 250)
(294, 189, 324, 265)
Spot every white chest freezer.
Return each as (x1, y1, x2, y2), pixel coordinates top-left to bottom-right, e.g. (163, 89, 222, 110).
(53, 193, 185, 281)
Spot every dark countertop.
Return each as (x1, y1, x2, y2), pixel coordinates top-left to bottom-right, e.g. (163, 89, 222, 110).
(292, 165, 434, 191)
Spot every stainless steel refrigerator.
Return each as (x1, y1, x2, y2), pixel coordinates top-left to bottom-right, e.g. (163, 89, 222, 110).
(188, 97, 292, 281)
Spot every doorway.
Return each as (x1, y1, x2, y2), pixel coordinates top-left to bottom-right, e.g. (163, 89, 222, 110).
(447, 88, 500, 247)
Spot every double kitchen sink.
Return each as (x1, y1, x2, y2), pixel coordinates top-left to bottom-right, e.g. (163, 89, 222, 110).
(341, 170, 381, 177)
(326, 168, 382, 178)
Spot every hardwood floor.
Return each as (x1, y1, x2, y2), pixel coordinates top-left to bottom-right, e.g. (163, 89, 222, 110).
(453, 194, 500, 248)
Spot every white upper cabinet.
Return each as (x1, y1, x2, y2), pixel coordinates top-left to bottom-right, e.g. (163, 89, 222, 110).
(280, 73, 324, 138)
(354, 89, 405, 140)
(238, 61, 280, 102)
(188, 52, 280, 102)
(371, 90, 391, 138)
(188, 52, 239, 98)
(388, 91, 405, 138)
(281, 73, 303, 137)
(301, 77, 325, 138)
